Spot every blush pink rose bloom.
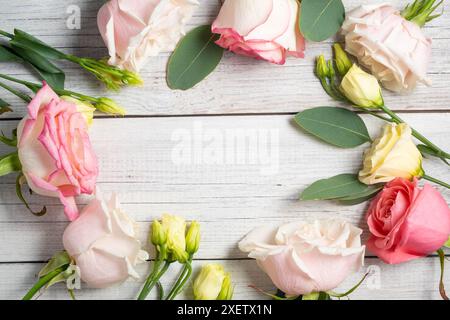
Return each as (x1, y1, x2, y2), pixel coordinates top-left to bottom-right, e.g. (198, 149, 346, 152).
(63, 191, 149, 288)
(212, 0, 305, 65)
(367, 178, 450, 264)
(97, 0, 199, 72)
(342, 4, 432, 93)
(239, 219, 365, 296)
(17, 83, 98, 221)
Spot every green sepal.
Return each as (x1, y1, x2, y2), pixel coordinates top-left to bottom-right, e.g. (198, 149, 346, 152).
(0, 152, 21, 176)
(0, 129, 17, 147)
(328, 272, 370, 299)
(39, 251, 71, 278)
(16, 172, 47, 216)
(444, 237, 450, 248)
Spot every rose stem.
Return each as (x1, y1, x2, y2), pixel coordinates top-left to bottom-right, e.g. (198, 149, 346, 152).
(22, 267, 66, 300)
(422, 175, 450, 189)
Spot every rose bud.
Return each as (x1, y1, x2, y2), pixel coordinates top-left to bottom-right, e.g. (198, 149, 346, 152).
(97, 0, 199, 72)
(212, 0, 305, 65)
(366, 178, 450, 264)
(63, 191, 149, 288)
(239, 219, 365, 296)
(359, 123, 424, 185)
(341, 4, 432, 93)
(340, 64, 384, 109)
(17, 83, 98, 221)
(193, 264, 233, 300)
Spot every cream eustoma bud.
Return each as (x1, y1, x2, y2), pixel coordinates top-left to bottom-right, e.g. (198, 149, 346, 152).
(359, 123, 424, 185)
(193, 264, 233, 300)
(151, 219, 167, 247)
(333, 43, 352, 76)
(95, 97, 126, 116)
(340, 65, 384, 108)
(316, 55, 329, 79)
(161, 214, 188, 263)
(60, 96, 95, 126)
(186, 221, 200, 255)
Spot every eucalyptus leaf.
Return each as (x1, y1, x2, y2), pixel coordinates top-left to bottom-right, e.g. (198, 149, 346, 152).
(10, 29, 66, 60)
(300, 174, 369, 201)
(0, 152, 21, 176)
(300, 0, 345, 42)
(167, 25, 224, 90)
(294, 107, 371, 148)
(339, 185, 382, 201)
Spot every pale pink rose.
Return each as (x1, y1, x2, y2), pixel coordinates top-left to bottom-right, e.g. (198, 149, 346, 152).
(342, 4, 432, 93)
(17, 83, 98, 221)
(97, 0, 199, 72)
(367, 178, 450, 264)
(212, 0, 305, 65)
(63, 191, 149, 288)
(239, 219, 365, 295)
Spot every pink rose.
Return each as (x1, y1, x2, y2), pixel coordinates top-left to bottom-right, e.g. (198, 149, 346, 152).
(239, 219, 365, 295)
(97, 0, 199, 72)
(367, 178, 450, 264)
(342, 4, 432, 92)
(17, 83, 98, 221)
(63, 191, 148, 288)
(212, 0, 305, 65)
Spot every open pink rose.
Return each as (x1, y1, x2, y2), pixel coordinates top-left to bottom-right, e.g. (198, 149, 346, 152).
(367, 178, 450, 264)
(341, 4, 432, 93)
(212, 0, 305, 65)
(239, 219, 365, 295)
(63, 191, 148, 288)
(17, 83, 98, 221)
(97, 0, 199, 72)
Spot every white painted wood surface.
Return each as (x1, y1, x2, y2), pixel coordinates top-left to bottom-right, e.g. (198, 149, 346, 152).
(0, 0, 449, 300)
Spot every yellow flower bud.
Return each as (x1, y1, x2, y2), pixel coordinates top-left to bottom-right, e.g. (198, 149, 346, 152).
(193, 264, 232, 300)
(340, 65, 384, 108)
(316, 55, 329, 79)
(151, 220, 167, 246)
(333, 43, 353, 76)
(185, 221, 200, 255)
(359, 123, 424, 185)
(217, 273, 233, 300)
(161, 214, 187, 262)
(445, 236, 450, 248)
(60, 96, 95, 126)
(95, 97, 126, 116)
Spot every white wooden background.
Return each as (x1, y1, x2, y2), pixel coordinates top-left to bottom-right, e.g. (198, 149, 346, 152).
(0, 0, 449, 300)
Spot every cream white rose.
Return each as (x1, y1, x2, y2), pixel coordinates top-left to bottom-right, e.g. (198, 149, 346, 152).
(359, 123, 424, 185)
(342, 4, 432, 93)
(97, 0, 199, 72)
(239, 219, 365, 296)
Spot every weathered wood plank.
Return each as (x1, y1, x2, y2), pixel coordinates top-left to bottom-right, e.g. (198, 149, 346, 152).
(0, 113, 447, 261)
(0, 0, 449, 118)
(0, 257, 448, 300)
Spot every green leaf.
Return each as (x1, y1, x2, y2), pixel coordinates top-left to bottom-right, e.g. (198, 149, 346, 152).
(294, 107, 371, 148)
(0, 152, 21, 176)
(167, 25, 224, 90)
(0, 45, 20, 62)
(300, 0, 346, 42)
(300, 174, 369, 201)
(338, 185, 383, 205)
(10, 45, 65, 89)
(10, 29, 66, 60)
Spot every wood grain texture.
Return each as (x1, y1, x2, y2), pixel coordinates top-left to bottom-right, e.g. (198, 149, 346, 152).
(1, 257, 448, 300)
(0, 114, 448, 262)
(0, 0, 449, 118)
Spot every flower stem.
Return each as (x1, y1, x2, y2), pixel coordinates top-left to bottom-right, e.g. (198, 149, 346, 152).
(22, 266, 66, 300)
(380, 105, 449, 159)
(165, 256, 193, 300)
(437, 249, 449, 300)
(422, 174, 450, 189)
(0, 29, 13, 38)
(138, 261, 171, 300)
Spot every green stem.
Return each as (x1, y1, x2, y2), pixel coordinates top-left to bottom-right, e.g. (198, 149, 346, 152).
(22, 266, 66, 300)
(422, 174, 450, 189)
(138, 261, 171, 300)
(437, 249, 449, 300)
(380, 105, 449, 159)
(0, 30, 13, 38)
(0, 81, 32, 102)
(165, 256, 193, 300)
